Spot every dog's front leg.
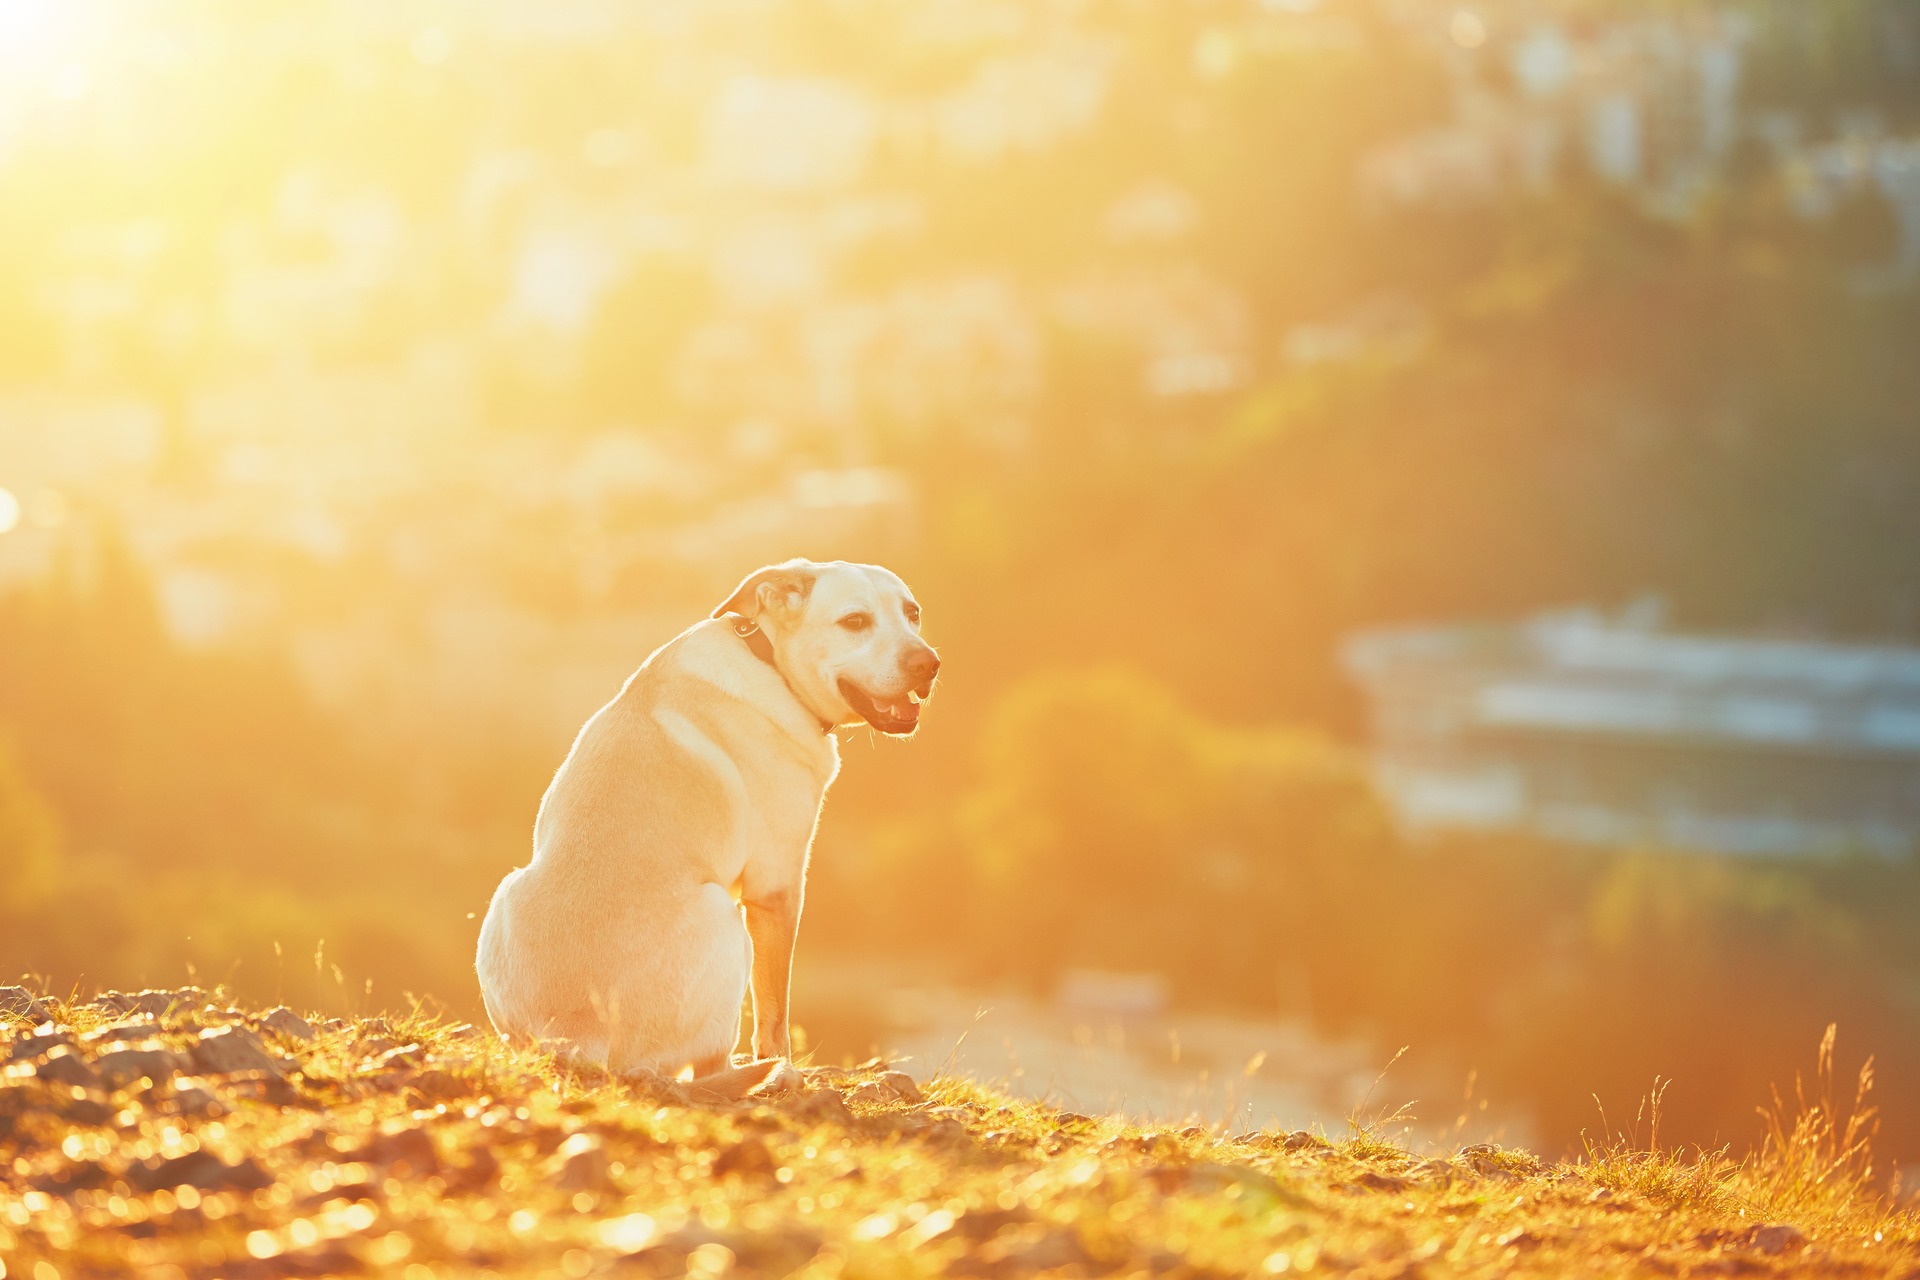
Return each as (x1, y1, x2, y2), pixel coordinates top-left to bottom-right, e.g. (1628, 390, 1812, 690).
(743, 887, 801, 1059)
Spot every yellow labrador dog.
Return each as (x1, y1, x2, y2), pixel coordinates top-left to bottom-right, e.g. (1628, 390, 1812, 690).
(475, 559, 938, 1093)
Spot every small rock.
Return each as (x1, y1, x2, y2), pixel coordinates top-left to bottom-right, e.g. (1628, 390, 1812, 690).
(258, 1007, 316, 1041)
(1351, 1170, 1411, 1193)
(191, 1026, 286, 1078)
(882, 1112, 934, 1136)
(711, 1134, 777, 1178)
(1187, 1162, 1282, 1197)
(95, 1045, 186, 1091)
(0, 986, 51, 1023)
(7, 1029, 75, 1063)
(219, 1073, 302, 1107)
(164, 1083, 225, 1117)
(1465, 1156, 1520, 1182)
(877, 1070, 924, 1104)
(551, 1134, 615, 1192)
(366, 1044, 421, 1073)
(918, 1119, 970, 1146)
(75, 1097, 118, 1125)
(33, 1047, 101, 1090)
(846, 1081, 891, 1108)
(128, 1150, 274, 1193)
(442, 1022, 486, 1042)
(1749, 1225, 1808, 1256)
(31, 1159, 116, 1196)
(1146, 1162, 1189, 1193)
(630, 1222, 824, 1275)
(783, 1089, 853, 1126)
(978, 1225, 1095, 1272)
(522, 1123, 570, 1157)
(1457, 1143, 1542, 1173)
(404, 1068, 467, 1102)
(952, 1206, 1038, 1242)
(84, 1023, 165, 1046)
(735, 1225, 827, 1272)
(627, 1225, 743, 1269)
(111, 990, 185, 1018)
(431, 1048, 481, 1072)
(346, 1124, 440, 1177)
(447, 1145, 501, 1192)
(1283, 1130, 1323, 1151)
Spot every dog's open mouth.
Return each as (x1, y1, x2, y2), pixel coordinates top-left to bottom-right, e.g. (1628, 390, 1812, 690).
(838, 679, 925, 735)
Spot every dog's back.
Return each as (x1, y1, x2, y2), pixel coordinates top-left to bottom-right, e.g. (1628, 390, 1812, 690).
(475, 629, 759, 1072)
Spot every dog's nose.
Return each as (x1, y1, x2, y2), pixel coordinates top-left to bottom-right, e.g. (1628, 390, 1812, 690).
(905, 647, 941, 684)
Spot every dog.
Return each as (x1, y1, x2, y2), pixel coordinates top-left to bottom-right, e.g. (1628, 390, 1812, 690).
(475, 559, 939, 1093)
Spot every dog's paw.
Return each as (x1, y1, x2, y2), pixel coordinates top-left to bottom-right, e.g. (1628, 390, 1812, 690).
(747, 1059, 804, 1099)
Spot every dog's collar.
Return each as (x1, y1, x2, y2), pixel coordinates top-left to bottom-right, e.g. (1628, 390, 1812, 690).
(726, 615, 836, 734)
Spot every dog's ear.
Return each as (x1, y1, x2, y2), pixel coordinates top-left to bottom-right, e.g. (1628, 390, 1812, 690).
(712, 560, 817, 622)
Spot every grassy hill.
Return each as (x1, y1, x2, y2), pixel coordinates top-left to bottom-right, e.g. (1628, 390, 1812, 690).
(1, 983, 1914, 1278)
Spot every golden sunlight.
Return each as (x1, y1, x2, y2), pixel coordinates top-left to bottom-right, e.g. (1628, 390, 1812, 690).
(1, 2, 1918, 1274)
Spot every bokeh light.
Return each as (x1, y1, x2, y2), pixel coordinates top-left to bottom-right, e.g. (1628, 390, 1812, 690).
(1449, 9, 1487, 48)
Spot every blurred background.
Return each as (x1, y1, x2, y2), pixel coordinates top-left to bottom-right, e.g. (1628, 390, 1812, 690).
(3, 0, 1919, 1160)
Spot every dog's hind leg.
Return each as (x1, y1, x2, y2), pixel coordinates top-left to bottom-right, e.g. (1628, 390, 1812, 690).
(606, 883, 749, 1077)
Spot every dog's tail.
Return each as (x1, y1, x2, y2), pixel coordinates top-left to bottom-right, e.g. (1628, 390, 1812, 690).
(621, 1057, 801, 1105)
(695, 1057, 794, 1100)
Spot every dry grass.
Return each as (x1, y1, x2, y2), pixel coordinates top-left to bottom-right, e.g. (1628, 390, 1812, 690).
(1739, 1025, 1920, 1253)
(1575, 1077, 1744, 1216)
(1, 986, 1916, 1278)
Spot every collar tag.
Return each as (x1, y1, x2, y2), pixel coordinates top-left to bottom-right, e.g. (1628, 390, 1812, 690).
(723, 614, 834, 734)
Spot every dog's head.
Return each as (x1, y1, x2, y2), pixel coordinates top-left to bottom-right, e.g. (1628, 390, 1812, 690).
(714, 559, 939, 735)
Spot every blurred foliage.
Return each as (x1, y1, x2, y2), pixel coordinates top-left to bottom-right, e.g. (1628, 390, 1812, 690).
(956, 667, 1392, 992)
(0, 540, 491, 1008)
(0, 737, 61, 908)
(817, 667, 1920, 1162)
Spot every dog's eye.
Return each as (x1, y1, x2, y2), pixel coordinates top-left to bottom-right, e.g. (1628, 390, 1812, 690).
(839, 613, 872, 632)
(903, 604, 921, 625)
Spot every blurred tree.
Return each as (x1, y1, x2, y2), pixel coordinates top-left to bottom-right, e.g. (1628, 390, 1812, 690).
(0, 738, 61, 908)
(1826, 187, 1904, 271)
(956, 666, 1392, 1007)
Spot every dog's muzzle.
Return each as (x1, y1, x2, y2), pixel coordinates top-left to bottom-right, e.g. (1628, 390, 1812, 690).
(840, 647, 938, 735)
